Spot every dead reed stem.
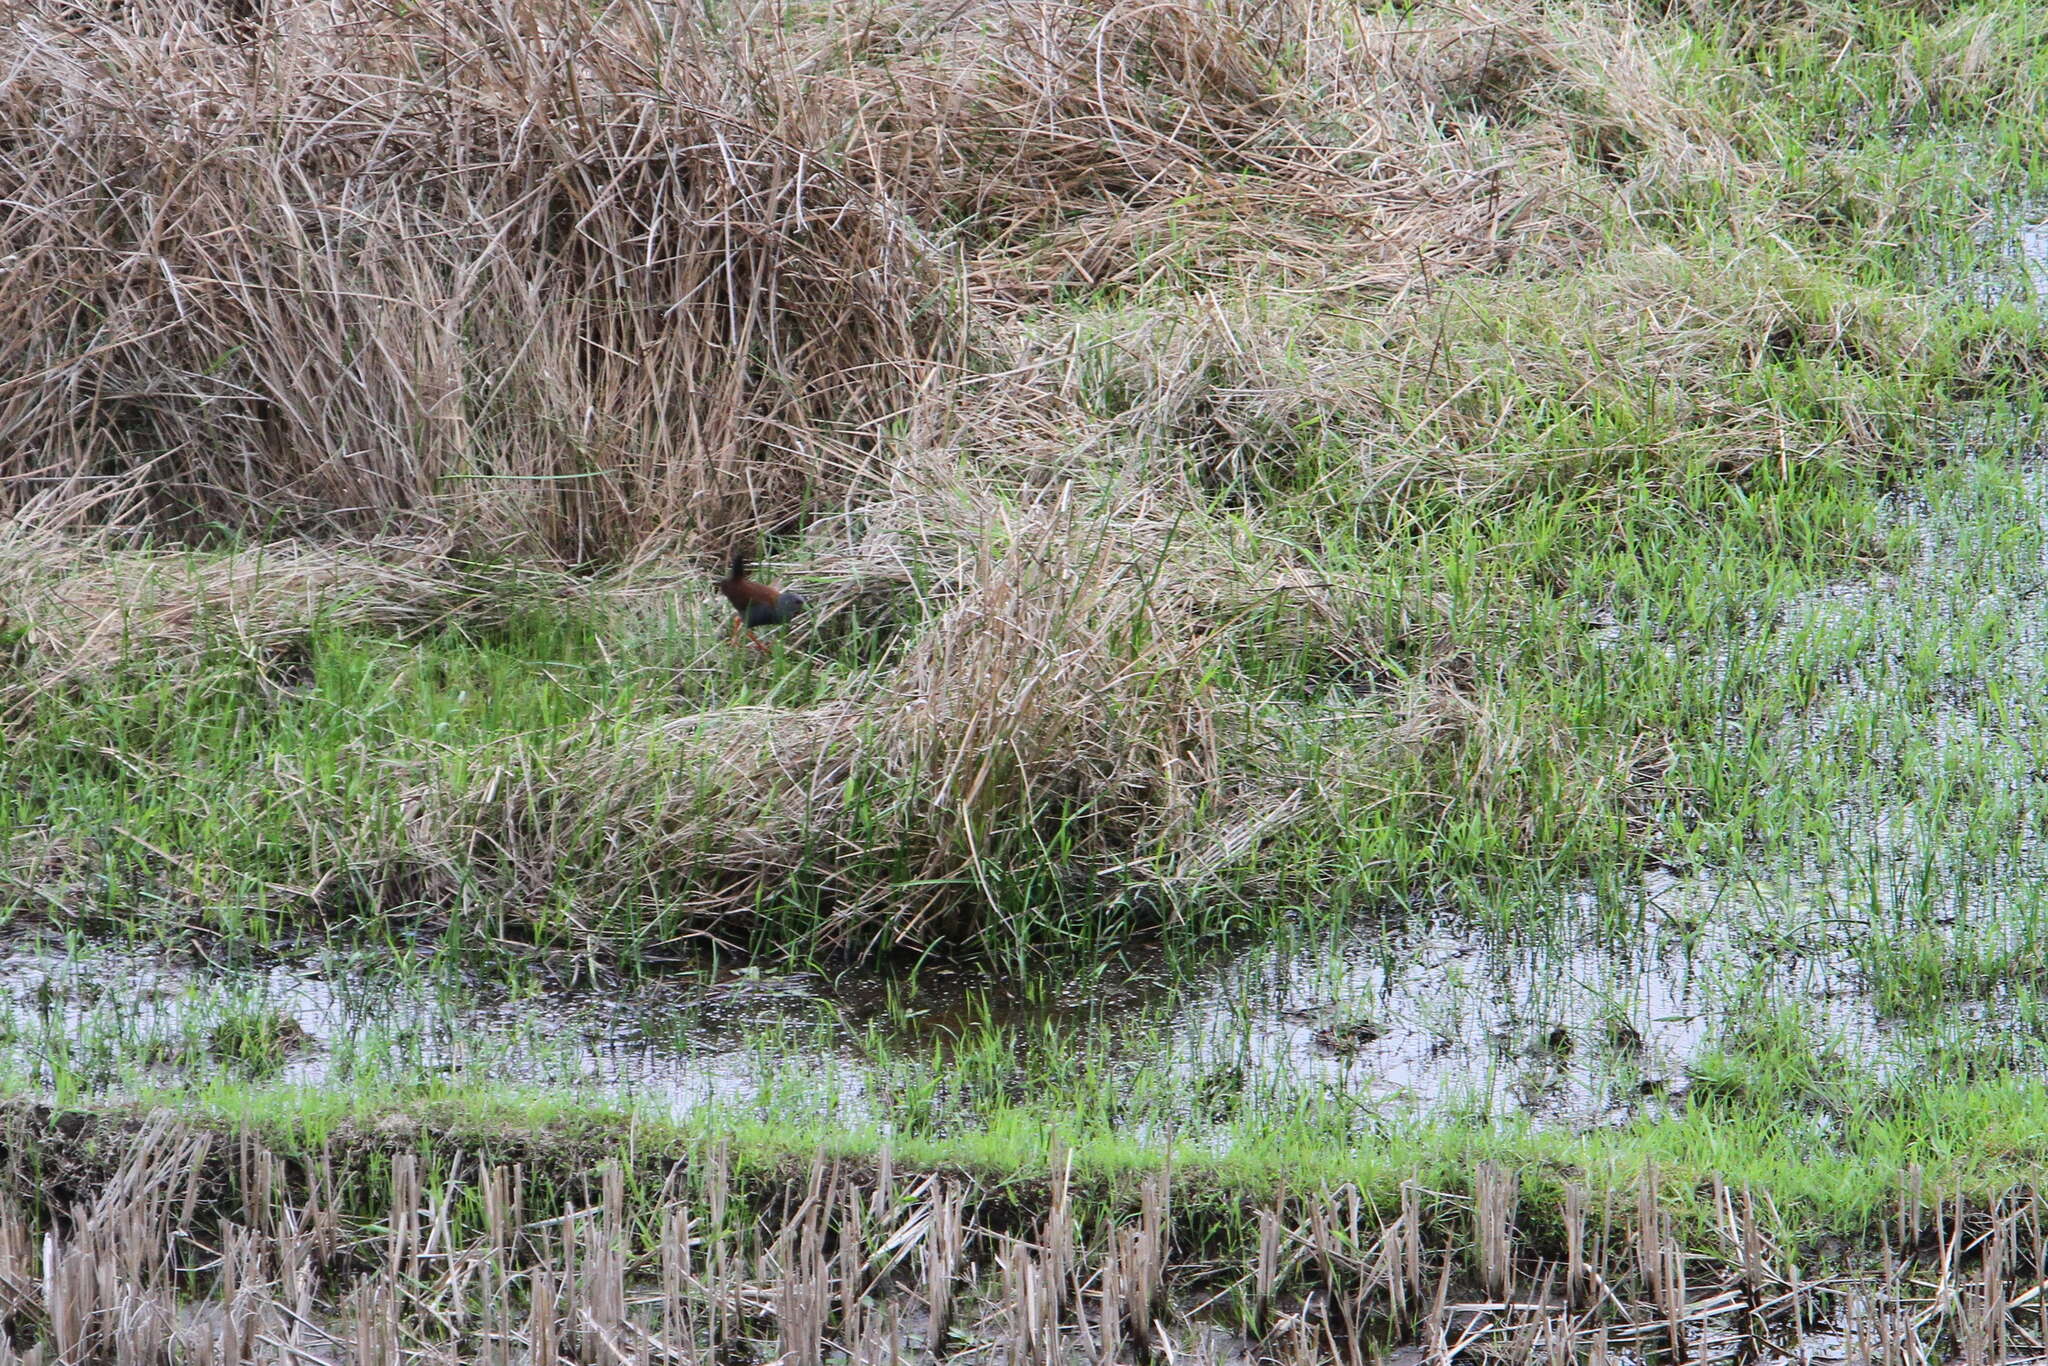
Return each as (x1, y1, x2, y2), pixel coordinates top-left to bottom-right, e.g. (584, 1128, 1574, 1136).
(0, 1106, 2044, 1362)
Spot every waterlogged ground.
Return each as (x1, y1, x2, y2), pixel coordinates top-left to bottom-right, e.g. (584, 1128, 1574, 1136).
(16, 447, 2048, 1131)
(9, 425, 2048, 1131)
(10, 467, 2048, 1135)
(10, 232, 2048, 1140)
(0, 856, 2031, 1133)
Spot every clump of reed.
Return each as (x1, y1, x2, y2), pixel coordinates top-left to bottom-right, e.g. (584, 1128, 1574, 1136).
(0, 0, 958, 559)
(0, 0, 1749, 565)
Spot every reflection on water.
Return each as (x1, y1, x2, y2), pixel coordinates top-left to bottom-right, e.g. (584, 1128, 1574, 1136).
(0, 859, 1976, 1129)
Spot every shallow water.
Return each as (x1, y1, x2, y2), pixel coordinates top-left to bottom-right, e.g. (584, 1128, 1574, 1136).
(0, 858, 2003, 1131)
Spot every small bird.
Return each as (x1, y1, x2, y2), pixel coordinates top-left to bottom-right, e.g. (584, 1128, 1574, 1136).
(715, 553, 806, 653)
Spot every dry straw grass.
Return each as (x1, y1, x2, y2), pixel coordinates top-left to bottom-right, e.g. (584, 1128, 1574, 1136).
(0, 528, 458, 688)
(427, 503, 1299, 952)
(778, 0, 1737, 297)
(0, 0, 957, 559)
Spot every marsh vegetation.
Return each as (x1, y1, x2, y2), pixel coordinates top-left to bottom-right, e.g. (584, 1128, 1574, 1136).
(4, 0, 2048, 1355)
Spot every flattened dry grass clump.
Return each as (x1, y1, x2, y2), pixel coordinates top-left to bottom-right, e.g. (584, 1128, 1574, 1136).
(0, 0, 957, 557)
(788, 0, 1737, 295)
(420, 515, 1302, 955)
(1061, 245, 2040, 515)
(0, 528, 462, 691)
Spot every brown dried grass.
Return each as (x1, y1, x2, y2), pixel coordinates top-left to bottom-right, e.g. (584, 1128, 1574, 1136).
(422, 500, 1309, 953)
(2, 1106, 2043, 1365)
(780, 0, 1739, 297)
(0, 526, 459, 687)
(0, 0, 958, 558)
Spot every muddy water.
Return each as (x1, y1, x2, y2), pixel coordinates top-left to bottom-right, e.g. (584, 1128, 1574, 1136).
(10, 227, 2046, 1134)
(0, 868, 1983, 1128)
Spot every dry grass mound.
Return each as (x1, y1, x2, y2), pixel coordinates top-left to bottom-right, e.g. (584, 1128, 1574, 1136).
(0, 527, 462, 689)
(788, 0, 1737, 296)
(424, 511, 1290, 953)
(0, 0, 957, 558)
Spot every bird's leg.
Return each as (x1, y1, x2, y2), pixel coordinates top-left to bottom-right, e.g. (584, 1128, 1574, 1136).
(746, 629, 771, 656)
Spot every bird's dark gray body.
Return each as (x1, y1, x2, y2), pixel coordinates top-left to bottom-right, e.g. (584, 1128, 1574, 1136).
(738, 590, 806, 628)
(716, 555, 805, 650)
